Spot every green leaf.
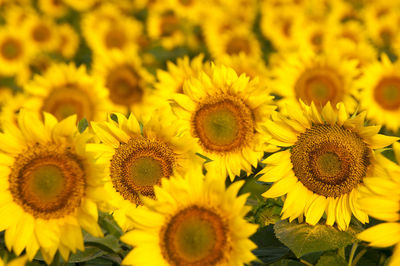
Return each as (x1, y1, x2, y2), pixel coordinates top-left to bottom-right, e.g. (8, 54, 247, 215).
(316, 252, 347, 266)
(84, 234, 122, 254)
(99, 212, 123, 238)
(251, 225, 290, 264)
(68, 247, 104, 263)
(269, 259, 304, 266)
(274, 220, 357, 258)
(77, 118, 89, 133)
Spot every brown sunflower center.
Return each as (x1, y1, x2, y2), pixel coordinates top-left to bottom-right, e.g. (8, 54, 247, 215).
(9, 143, 85, 219)
(226, 36, 251, 55)
(160, 206, 228, 266)
(105, 28, 127, 49)
(32, 24, 51, 43)
(105, 64, 143, 106)
(192, 95, 254, 153)
(295, 67, 344, 108)
(110, 137, 175, 204)
(41, 83, 94, 121)
(1, 38, 22, 60)
(374, 77, 400, 110)
(161, 14, 179, 37)
(290, 124, 370, 198)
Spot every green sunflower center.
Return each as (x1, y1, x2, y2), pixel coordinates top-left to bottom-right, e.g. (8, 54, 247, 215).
(192, 95, 254, 153)
(9, 144, 86, 219)
(374, 77, 400, 110)
(130, 157, 163, 187)
(291, 124, 370, 197)
(1, 38, 22, 60)
(106, 65, 143, 106)
(31, 164, 65, 201)
(295, 67, 344, 108)
(110, 138, 175, 204)
(41, 83, 94, 121)
(161, 206, 228, 265)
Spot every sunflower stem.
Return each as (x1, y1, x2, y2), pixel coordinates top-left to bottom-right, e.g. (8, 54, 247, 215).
(351, 248, 367, 266)
(348, 242, 358, 266)
(299, 259, 313, 266)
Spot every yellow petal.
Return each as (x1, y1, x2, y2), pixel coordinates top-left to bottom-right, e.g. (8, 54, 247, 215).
(262, 174, 297, 198)
(358, 223, 400, 247)
(364, 134, 399, 149)
(305, 196, 327, 225)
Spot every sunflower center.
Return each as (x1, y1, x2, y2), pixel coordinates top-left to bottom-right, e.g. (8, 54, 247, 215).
(295, 67, 344, 108)
(32, 24, 51, 43)
(105, 64, 143, 106)
(161, 14, 179, 37)
(290, 124, 370, 198)
(374, 77, 400, 110)
(161, 206, 228, 266)
(110, 138, 175, 204)
(192, 95, 254, 153)
(9, 143, 85, 219)
(105, 28, 127, 49)
(179, 0, 193, 6)
(1, 38, 22, 60)
(226, 36, 251, 55)
(130, 157, 163, 187)
(41, 83, 94, 121)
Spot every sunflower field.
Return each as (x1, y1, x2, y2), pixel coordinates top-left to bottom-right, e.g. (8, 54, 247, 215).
(0, 0, 400, 265)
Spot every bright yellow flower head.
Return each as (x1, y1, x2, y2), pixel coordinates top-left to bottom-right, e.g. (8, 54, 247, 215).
(261, 101, 399, 230)
(23, 63, 111, 123)
(171, 64, 277, 180)
(271, 49, 360, 113)
(357, 54, 400, 132)
(0, 110, 106, 264)
(54, 24, 80, 59)
(92, 50, 155, 117)
(38, 0, 68, 18)
(358, 142, 400, 266)
(120, 170, 257, 265)
(88, 111, 200, 231)
(82, 3, 143, 55)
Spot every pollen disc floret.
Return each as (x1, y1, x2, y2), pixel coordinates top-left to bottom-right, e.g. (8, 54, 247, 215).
(120, 170, 257, 266)
(192, 94, 254, 153)
(291, 125, 370, 198)
(9, 143, 85, 219)
(160, 206, 228, 265)
(110, 138, 175, 203)
(261, 102, 399, 230)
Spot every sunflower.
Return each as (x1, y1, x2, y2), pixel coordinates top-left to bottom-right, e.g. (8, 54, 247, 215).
(120, 169, 257, 266)
(88, 111, 199, 231)
(92, 50, 154, 117)
(205, 24, 261, 60)
(357, 142, 400, 266)
(62, 0, 97, 11)
(147, 9, 185, 50)
(271, 49, 359, 113)
(260, 2, 304, 52)
(357, 54, 400, 132)
(55, 24, 80, 59)
(260, 101, 399, 230)
(82, 4, 143, 55)
(171, 64, 277, 180)
(0, 91, 28, 129)
(38, 0, 68, 18)
(216, 53, 270, 90)
(0, 26, 33, 77)
(154, 54, 209, 101)
(23, 63, 111, 123)
(0, 110, 106, 264)
(22, 14, 58, 52)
